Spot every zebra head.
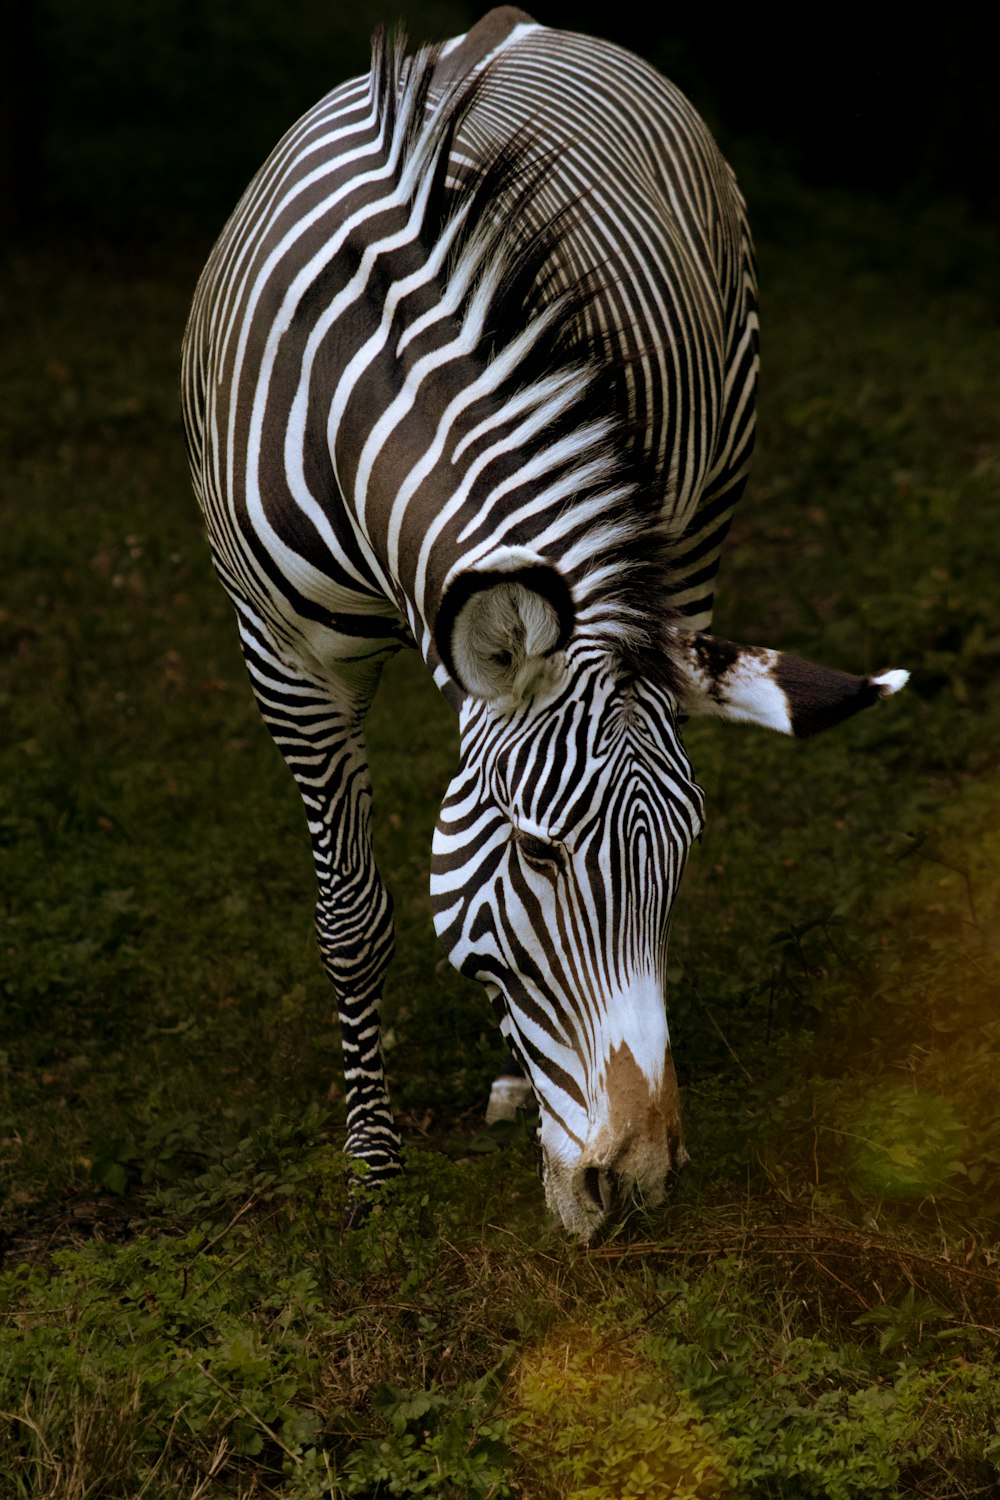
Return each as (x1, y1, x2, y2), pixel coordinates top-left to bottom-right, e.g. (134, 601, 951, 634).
(430, 554, 907, 1239)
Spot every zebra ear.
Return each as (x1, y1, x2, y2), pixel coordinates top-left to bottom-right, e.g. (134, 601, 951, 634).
(435, 547, 575, 704)
(670, 629, 908, 738)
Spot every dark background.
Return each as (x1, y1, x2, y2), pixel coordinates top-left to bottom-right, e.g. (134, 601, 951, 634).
(4, 0, 997, 249)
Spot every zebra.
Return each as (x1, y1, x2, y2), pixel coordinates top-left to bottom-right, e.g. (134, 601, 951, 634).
(181, 8, 907, 1239)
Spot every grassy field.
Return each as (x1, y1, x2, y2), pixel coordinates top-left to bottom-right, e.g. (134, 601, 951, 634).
(2, 180, 999, 1497)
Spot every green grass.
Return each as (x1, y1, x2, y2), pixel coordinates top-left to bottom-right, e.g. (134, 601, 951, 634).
(2, 189, 1000, 1497)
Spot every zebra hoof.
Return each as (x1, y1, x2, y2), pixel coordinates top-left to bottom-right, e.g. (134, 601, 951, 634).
(485, 1074, 535, 1125)
(341, 1192, 376, 1230)
(340, 1157, 404, 1229)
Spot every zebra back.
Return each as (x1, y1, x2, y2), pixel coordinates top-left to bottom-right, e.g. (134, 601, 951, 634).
(441, 11, 759, 629)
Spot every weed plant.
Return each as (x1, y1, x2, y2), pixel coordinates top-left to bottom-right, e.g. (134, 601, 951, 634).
(2, 183, 999, 1495)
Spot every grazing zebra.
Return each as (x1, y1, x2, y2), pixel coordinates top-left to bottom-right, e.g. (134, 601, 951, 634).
(181, 8, 907, 1238)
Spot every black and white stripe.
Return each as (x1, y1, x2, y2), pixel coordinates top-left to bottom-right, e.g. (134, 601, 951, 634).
(182, 10, 905, 1235)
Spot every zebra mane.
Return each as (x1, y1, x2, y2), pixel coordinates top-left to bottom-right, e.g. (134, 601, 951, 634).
(368, 27, 684, 695)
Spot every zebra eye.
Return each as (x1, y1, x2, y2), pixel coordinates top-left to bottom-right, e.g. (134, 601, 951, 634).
(517, 833, 563, 868)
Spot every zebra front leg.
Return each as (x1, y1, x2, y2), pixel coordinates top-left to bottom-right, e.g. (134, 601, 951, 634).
(314, 821, 401, 1185)
(241, 628, 402, 1186)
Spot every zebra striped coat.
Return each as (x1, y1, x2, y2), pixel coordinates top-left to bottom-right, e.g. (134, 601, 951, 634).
(182, 9, 906, 1238)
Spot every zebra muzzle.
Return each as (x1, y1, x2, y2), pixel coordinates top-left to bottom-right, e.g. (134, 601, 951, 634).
(545, 1041, 687, 1237)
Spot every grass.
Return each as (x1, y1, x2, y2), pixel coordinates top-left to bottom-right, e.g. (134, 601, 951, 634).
(2, 183, 1000, 1497)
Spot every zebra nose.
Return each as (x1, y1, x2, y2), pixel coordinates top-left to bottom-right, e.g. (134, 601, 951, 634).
(581, 1164, 618, 1216)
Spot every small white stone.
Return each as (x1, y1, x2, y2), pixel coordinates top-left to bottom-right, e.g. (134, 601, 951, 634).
(484, 1075, 535, 1124)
